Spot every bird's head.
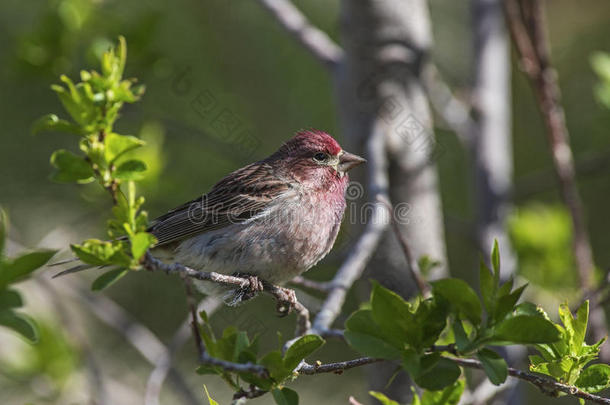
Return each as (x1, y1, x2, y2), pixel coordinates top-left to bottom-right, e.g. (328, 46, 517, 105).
(272, 129, 366, 190)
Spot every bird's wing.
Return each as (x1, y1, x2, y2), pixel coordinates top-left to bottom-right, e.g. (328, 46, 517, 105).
(148, 162, 292, 246)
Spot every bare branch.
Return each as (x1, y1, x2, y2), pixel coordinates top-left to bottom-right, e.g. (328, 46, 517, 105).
(289, 275, 331, 293)
(502, 0, 595, 290)
(54, 278, 201, 405)
(378, 196, 430, 297)
(423, 64, 475, 148)
(311, 119, 391, 335)
(142, 252, 311, 336)
(254, 0, 343, 71)
(145, 297, 222, 405)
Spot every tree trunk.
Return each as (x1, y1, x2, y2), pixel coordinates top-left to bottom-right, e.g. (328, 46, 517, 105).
(336, 1, 448, 401)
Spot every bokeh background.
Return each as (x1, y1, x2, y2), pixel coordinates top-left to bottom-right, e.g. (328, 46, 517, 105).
(1, 0, 610, 404)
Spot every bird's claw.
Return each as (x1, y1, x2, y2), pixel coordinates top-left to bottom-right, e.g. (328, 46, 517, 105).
(232, 273, 264, 302)
(275, 287, 297, 317)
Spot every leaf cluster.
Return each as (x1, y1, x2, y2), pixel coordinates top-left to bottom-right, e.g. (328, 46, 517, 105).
(344, 241, 562, 396)
(530, 301, 610, 397)
(196, 312, 324, 405)
(36, 37, 155, 289)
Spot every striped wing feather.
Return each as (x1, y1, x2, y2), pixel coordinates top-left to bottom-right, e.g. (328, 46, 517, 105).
(148, 162, 290, 246)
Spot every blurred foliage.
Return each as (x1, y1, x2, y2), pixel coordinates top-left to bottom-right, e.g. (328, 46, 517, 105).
(0, 209, 56, 343)
(591, 52, 610, 109)
(0, 321, 78, 398)
(196, 311, 323, 405)
(508, 204, 579, 292)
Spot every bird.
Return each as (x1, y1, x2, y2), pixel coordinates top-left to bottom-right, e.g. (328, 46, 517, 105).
(56, 129, 366, 303)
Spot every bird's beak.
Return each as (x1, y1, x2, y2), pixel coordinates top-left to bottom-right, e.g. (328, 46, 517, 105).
(337, 150, 366, 172)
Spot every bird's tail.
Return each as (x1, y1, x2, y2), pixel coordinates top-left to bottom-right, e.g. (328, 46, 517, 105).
(49, 257, 105, 278)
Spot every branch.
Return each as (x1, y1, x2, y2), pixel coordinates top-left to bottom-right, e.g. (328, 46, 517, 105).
(379, 196, 430, 297)
(311, 119, 390, 335)
(289, 275, 331, 293)
(423, 64, 475, 148)
(297, 357, 382, 375)
(54, 277, 201, 405)
(502, 0, 595, 291)
(145, 296, 222, 405)
(200, 352, 269, 377)
(254, 0, 343, 71)
(450, 357, 610, 405)
(142, 252, 311, 336)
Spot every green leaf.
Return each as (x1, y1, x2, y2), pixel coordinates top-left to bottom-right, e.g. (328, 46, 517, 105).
(130, 232, 156, 261)
(50, 149, 94, 183)
(0, 208, 7, 258)
(575, 364, 610, 393)
(477, 348, 508, 385)
(344, 330, 403, 360)
(272, 387, 299, 405)
(369, 391, 400, 405)
(203, 385, 219, 405)
(452, 319, 469, 353)
(431, 278, 482, 325)
(115, 159, 147, 180)
(345, 309, 403, 359)
(494, 315, 560, 344)
(260, 350, 290, 381)
(0, 250, 56, 288)
(91, 268, 128, 291)
(370, 282, 415, 346)
(0, 310, 38, 342)
(0, 289, 23, 309)
(414, 355, 461, 391)
(491, 239, 500, 281)
(479, 260, 495, 315)
(419, 379, 465, 405)
(283, 334, 324, 371)
(32, 114, 82, 135)
(104, 133, 144, 163)
(494, 284, 527, 322)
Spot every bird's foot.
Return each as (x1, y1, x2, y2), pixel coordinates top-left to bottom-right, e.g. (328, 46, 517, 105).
(275, 286, 298, 317)
(232, 273, 264, 302)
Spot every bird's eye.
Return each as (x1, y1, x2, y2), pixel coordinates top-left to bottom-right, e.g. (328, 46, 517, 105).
(313, 152, 328, 163)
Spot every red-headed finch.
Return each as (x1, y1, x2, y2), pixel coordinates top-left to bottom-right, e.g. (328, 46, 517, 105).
(58, 130, 366, 303)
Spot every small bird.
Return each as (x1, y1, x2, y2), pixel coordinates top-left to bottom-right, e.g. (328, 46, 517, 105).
(58, 130, 365, 302)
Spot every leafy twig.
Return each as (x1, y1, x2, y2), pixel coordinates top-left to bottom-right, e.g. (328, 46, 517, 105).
(450, 357, 610, 405)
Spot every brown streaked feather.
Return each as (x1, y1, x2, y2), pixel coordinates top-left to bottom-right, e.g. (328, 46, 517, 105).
(148, 162, 292, 246)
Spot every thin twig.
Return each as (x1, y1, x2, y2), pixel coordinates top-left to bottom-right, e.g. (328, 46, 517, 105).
(144, 297, 222, 405)
(289, 276, 331, 293)
(184, 280, 204, 358)
(502, 0, 595, 291)
(423, 64, 475, 148)
(143, 252, 311, 336)
(378, 196, 430, 297)
(199, 352, 269, 377)
(54, 277, 201, 405)
(254, 0, 343, 71)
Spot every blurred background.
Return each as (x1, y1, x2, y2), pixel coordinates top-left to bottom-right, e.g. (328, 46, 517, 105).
(1, 0, 610, 404)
